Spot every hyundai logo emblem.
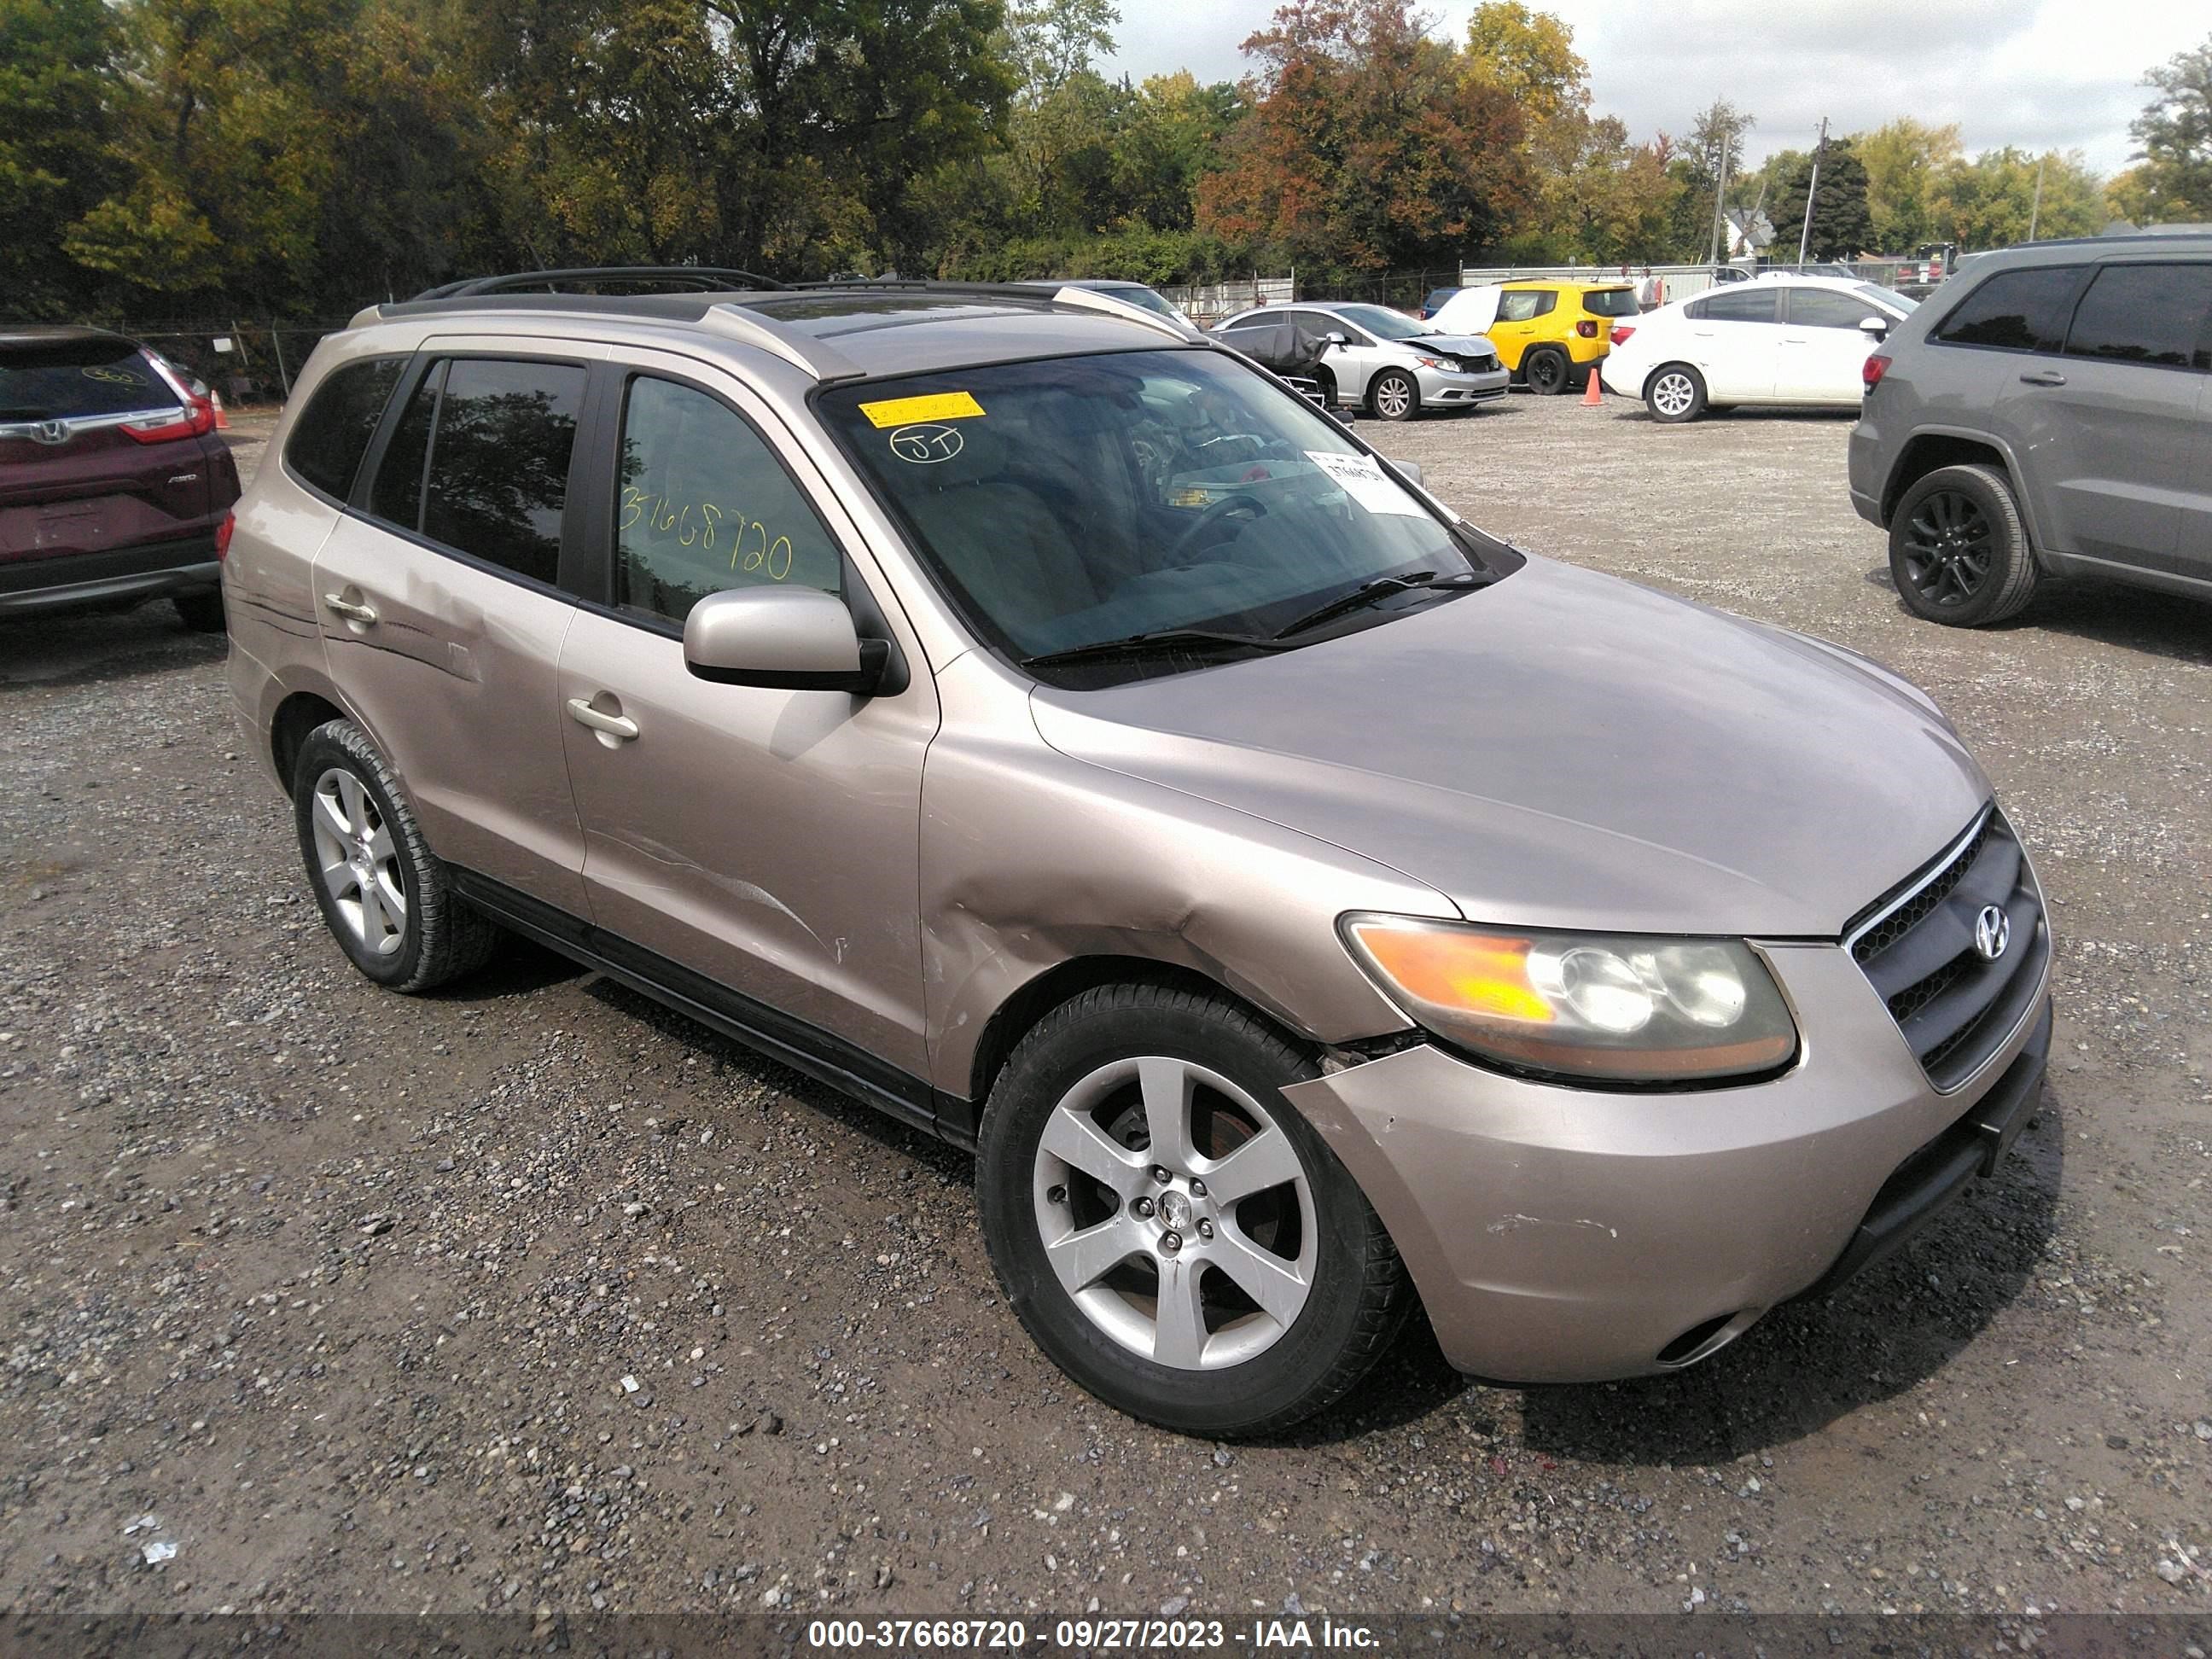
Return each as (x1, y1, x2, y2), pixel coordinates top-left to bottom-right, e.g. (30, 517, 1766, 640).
(1973, 905, 2011, 962)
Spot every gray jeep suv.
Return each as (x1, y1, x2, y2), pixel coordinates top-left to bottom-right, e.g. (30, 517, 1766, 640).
(225, 272, 2051, 1435)
(1849, 232, 2212, 626)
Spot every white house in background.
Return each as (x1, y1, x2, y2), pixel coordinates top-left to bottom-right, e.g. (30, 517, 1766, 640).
(1725, 207, 1775, 261)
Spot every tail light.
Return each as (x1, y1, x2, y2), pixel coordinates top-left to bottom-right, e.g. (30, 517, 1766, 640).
(1608, 324, 1636, 346)
(215, 509, 236, 559)
(120, 399, 217, 444)
(1862, 353, 1891, 390)
(1575, 319, 1598, 338)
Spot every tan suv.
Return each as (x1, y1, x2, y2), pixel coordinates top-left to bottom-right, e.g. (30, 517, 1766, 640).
(224, 271, 2053, 1436)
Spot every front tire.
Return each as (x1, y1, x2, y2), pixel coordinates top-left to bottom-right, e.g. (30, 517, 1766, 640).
(1368, 370, 1418, 422)
(1889, 463, 2039, 626)
(1523, 346, 1571, 395)
(292, 719, 500, 992)
(1644, 363, 1707, 422)
(976, 985, 1411, 1437)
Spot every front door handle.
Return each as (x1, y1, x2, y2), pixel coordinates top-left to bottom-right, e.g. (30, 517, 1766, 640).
(323, 592, 378, 625)
(567, 697, 639, 741)
(2018, 370, 2067, 387)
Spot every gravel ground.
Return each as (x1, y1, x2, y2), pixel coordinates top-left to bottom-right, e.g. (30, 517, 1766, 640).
(1, 398, 2207, 1621)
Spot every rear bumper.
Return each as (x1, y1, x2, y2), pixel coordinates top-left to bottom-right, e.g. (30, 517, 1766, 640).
(1282, 940, 2052, 1382)
(0, 536, 220, 616)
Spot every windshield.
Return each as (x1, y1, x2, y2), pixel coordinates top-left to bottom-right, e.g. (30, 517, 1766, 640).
(1580, 287, 1639, 317)
(820, 349, 1500, 676)
(1858, 281, 1918, 313)
(1329, 305, 1433, 341)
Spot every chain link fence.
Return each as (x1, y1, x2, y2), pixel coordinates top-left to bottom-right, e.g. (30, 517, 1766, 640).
(105, 319, 354, 410)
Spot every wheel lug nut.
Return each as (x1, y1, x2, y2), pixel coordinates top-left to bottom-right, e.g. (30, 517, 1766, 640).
(1196, 1219, 1214, 1241)
(1152, 1166, 1172, 1185)
(1132, 1196, 1155, 1219)
(1161, 1231, 1182, 1254)
(1189, 1179, 1206, 1198)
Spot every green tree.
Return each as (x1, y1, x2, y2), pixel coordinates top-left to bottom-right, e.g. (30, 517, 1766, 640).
(1926, 148, 2104, 248)
(0, 0, 125, 316)
(1769, 139, 1874, 259)
(1463, 0, 1585, 125)
(1855, 118, 1962, 251)
(1200, 0, 1529, 275)
(2126, 32, 2212, 220)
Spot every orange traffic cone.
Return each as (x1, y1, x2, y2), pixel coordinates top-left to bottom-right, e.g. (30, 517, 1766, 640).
(209, 388, 230, 429)
(1580, 366, 1604, 407)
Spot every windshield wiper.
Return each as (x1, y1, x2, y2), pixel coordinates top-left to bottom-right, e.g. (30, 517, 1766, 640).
(1270, 570, 1491, 640)
(1020, 626, 1283, 671)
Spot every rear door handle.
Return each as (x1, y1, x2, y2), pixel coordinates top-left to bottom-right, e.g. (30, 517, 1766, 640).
(2018, 370, 2067, 387)
(323, 592, 378, 625)
(567, 697, 639, 741)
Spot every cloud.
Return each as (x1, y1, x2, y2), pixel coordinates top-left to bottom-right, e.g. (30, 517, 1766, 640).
(1097, 0, 2203, 173)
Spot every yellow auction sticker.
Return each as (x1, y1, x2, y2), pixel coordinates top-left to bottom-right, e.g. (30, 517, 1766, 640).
(858, 391, 985, 428)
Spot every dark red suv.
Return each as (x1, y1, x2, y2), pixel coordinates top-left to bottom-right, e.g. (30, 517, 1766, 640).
(1, 325, 242, 630)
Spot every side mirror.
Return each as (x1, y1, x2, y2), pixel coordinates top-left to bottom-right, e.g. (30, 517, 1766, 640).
(1324, 331, 1348, 346)
(1394, 460, 1424, 486)
(1858, 315, 1889, 337)
(684, 586, 890, 695)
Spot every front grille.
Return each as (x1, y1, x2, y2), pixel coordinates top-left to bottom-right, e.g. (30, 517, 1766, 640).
(1845, 806, 2047, 1091)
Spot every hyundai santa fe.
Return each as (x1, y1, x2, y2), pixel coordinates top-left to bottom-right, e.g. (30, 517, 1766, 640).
(223, 272, 2052, 1436)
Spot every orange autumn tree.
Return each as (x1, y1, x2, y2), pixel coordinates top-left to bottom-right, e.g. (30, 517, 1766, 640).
(1198, 0, 1530, 275)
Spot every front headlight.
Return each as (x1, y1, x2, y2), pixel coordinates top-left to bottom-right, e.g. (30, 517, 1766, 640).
(1341, 914, 1798, 1084)
(1412, 356, 1446, 369)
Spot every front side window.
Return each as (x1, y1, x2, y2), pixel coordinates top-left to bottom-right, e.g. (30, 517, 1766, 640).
(286, 356, 404, 500)
(1329, 304, 1432, 341)
(820, 350, 1511, 677)
(614, 376, 841, 624)
(2062, 264, 2212, 370)
(1786, 287, 1888, 329)
(1496, 290, 1558, 323)
(1931, 266, 2081, 353)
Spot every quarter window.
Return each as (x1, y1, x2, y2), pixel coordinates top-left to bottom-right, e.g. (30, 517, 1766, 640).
(285, 357, 405, 502)
(1930, 267, 2081, 353)
(2062, 264, 2212, 370)
(614, 376, 841, 625)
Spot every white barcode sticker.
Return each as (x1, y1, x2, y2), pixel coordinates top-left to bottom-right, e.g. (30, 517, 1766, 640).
(1303, 451, 1427, 516)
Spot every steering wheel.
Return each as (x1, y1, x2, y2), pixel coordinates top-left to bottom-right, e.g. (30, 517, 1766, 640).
(1163, 492, 1268, 565)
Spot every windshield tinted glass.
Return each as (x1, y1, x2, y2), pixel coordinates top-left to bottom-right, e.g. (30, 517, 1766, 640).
(0, 337, 174, 421)
(821, 350, 1492, 668)
(1856, 281, 1915, 312)
(1581, 288, 1639, 317)
(1330, 305, 1430, 340)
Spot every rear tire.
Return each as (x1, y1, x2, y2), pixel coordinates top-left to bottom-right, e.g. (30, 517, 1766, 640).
(1889, 463, 2039, 626)
(1644, 363, 1707, 423)
(976, 984, 1411, 1437)
(292, 719, 500, 992)
(175, 591, 225, 632)
(1524, 346, 1571, 395)
(1368, 370, 1418, 422)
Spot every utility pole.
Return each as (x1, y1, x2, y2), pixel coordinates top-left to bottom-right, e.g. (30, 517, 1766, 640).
(2028, 153, 2047, 242)
(1708, 137, 1731, 266)
(1796, 116, 1829, 267)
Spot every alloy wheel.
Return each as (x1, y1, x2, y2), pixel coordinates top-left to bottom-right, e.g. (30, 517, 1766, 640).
(1528, 352, 1564, 393)
(1372, 375, 1412, 419)
(1900, 490, 1994, 607)
(1030, 1056, 1317, 1371)
(1650, 371, 1695, 418)
(310, 767, 406, 957)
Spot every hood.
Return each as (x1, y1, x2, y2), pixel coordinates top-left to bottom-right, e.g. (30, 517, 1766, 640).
(1409, 334, 1495, 358)
(1029, 556, 1988, 938)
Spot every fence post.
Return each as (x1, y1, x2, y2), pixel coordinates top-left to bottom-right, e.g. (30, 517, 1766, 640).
(269, 321, 292, 400)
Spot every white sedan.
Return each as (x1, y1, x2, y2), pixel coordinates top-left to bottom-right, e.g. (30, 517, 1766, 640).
(1599, 275, 1918, 423)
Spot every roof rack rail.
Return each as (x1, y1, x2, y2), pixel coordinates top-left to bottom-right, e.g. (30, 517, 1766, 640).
(411, 266, 790, 300)
(698, 303, 866, 382)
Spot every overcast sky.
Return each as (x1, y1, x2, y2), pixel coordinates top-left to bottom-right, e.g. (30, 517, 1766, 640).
(1097, 0, 2203, 175)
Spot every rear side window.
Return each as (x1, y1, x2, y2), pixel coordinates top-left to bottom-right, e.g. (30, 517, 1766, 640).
(614, 375, 841, 624)
(1497, 290, 1557, 322)
(1694, 287, 1779, 323)
(285, 357, 405, 500)
(1931, 266, 2081, 352)
(2062, 264, 2212, 370)
(422, 360, 587, 584)
(368, 373, 436, 527)
(1580, 288, 1639, 317)
(0, 335, 174, 421)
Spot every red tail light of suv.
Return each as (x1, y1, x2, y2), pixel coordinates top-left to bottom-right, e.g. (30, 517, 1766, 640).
(0, 325, 242, 632)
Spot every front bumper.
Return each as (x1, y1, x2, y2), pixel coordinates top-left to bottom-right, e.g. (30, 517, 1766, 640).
(1413, 364, 1511, 406)
(1283, 941, 2052, 1382)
